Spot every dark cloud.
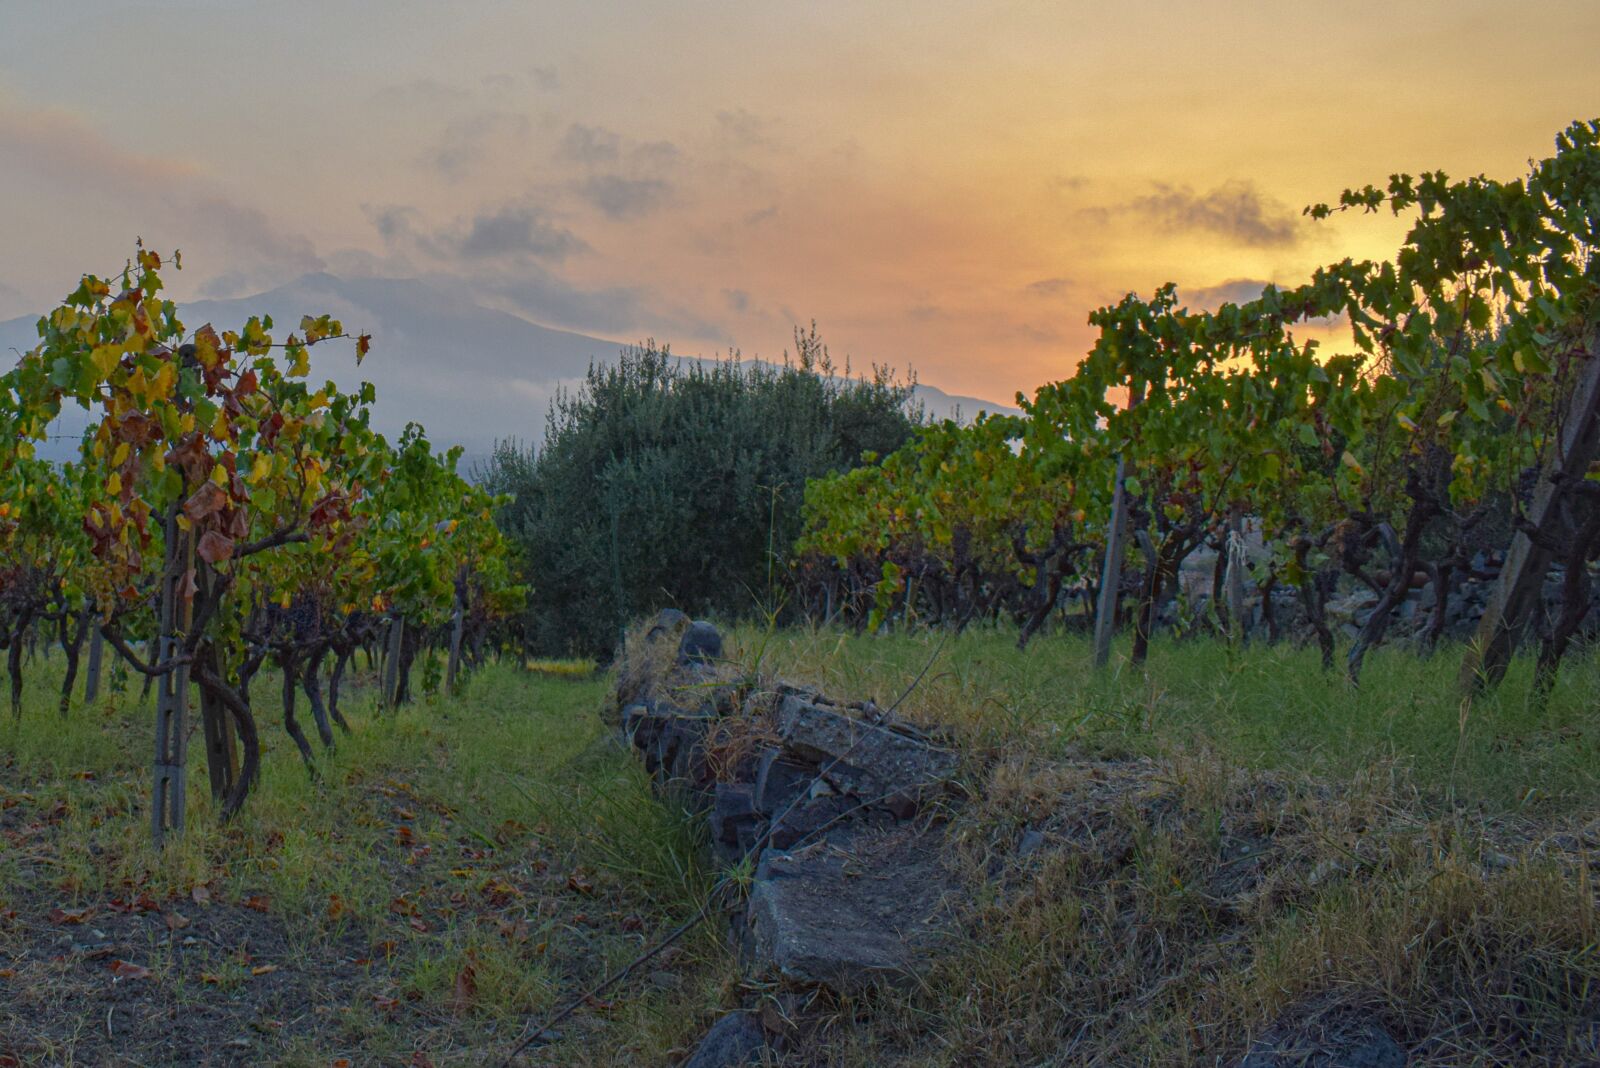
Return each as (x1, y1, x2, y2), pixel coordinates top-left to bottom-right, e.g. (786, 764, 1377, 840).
(371, 78, 472, 109)
(458, 207, 585, 260)
(1013, 323, 1064, 345)
(367, 204, 422, 244)
(1185, 278, 1271, 309)
(528, 65, 561, 91)
(908, 304, 944, 321)
(631, 140, 681, 168)
(171, 194, 325, 296)
(485, 268, 645, 334)
(714, 108, 775, 148)
(1183, 278, 1347, 329)
(368, 203, 585, 263)
(577, 175, 672, 219)
(427, 111, 531, 177)
(722, 288, 749, 313)
(1129, 180, 1300, 247)
(1025, 277, 1073, 297)
(561, 123, 621, 165)
(487, 268, 728, 343)
(743, 205, 778, 226)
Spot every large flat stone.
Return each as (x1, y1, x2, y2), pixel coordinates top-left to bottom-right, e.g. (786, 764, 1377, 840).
(776, 696, 958, 803)
(747, 826, 956, 990)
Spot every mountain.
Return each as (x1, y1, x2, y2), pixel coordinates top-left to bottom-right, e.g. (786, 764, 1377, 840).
(0, 273, 1019, 462)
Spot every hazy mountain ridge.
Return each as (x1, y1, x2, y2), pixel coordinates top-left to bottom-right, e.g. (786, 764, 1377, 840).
(0, 273, 1019, 460)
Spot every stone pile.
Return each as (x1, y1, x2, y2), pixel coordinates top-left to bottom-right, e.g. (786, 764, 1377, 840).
(613, 610, 963, 1065)
(611, 610, 1416, 1066)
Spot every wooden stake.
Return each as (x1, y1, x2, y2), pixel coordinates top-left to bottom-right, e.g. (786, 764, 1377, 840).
(1094, 381, 1145, 668)
(152, 508, 195, 847)
(1461, 335, 1600, 694)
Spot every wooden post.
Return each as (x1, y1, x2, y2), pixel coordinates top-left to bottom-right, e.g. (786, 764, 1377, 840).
(383, 615, 404, 709)
(446, 602, 465, 695)
(152, 509, 195, 847)
(1094, 381, 1145, 668)
(1225, 509, 1247, 643)
(83, 622, 103, 704)
(1461, 335, 1600, 694)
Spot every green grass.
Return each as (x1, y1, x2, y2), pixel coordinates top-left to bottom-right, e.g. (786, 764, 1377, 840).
(0, 655, 732, 1066)
(728, 623, 1600, 816)
(1, 625, 1596, 1065)
(716, 623, 1600, 1065)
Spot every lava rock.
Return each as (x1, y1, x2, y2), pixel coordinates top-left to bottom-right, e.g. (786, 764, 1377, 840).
(747, 827, 956, 990)
(683, 1011, 766, 1068)
(776, 696, 958, 805)
(680, 620, 724, 664)
(1238, 1013, 1406, 1068)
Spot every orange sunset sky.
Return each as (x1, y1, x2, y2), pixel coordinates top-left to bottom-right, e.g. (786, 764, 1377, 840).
(1, 1, 1596, 409)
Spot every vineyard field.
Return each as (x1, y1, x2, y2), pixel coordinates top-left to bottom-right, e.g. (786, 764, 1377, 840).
(0, 661, 727, 1066)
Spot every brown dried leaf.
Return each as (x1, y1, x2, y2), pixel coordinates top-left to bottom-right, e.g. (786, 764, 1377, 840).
(196, 530, 234, 564)
(182, 480, 227, 523)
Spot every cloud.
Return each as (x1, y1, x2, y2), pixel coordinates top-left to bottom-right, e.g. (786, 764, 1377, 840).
(1127, 180, 1301, 247)
(426, 111, 532, 177)
(714, 108, 775, 148)
(369, 202, 585, 263)
(1025, 277, 1073, 297)
(561, 122, 621, 165)
(722, 288, 749, 313)
(576, 175, 672, 219)
(631, 140, 681, 169)
(0, 102, 197, 186)
(457, 206, 585, 260)
(1185, 277, 1271, 309)
(1183, 277, 1347, 330)
(528, 65, 561, 91)
(367, 204, 423, 245)
(743, 205, 779, 226)
(486, 268, 646, 334)
(372, 78, 472, 109)
(0, 279, 26, 319)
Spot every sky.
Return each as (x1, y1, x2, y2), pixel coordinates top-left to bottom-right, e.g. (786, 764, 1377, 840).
(1, 0, 1596, 407)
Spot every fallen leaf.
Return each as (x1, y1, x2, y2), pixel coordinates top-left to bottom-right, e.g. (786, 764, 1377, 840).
(372, 994, 400, 1013)
(450, 953, 478, 1016)
(191, 885, 212, 905)
(242, 894, 271, 913)
(48, 907, 92, 925)
(164, 912, 190, 931)
(326, 893, 347, 920)
(201, 972, 223, 985)
(251, 964, 278, 976)
(408, 918, 430, 933)
(108, 960, 152, 980)
(565, 872, 594, 895)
